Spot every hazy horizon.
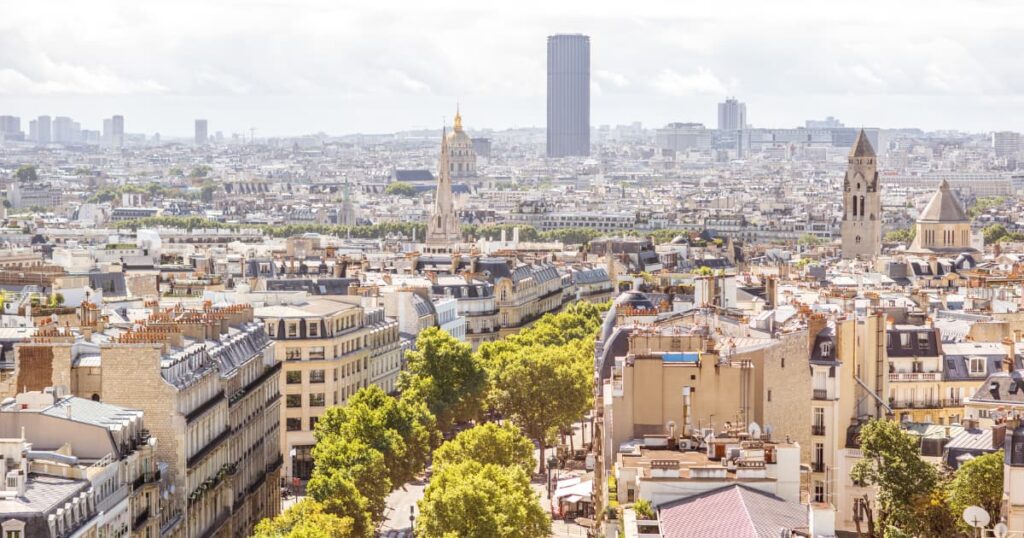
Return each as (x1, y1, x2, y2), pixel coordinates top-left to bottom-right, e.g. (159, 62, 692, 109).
(3, 0, 1023, 137)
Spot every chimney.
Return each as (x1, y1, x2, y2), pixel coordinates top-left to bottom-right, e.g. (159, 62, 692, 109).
(993, 423, 1008, 450)
(1004, 337, 1016, 373)
(807, 314, 827, 353)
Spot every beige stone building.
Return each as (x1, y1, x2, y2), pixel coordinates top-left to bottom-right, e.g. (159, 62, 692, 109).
(907, 179, 977, 255)
(254, 297, 401, 481)
(4, 303, 282, 538)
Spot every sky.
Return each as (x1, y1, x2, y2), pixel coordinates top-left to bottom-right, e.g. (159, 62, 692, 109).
(2, 0, 1023, 137)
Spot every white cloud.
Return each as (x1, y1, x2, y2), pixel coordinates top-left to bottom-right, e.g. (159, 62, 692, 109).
(595, 70, 629, 88)
(652, 68, 727, 97)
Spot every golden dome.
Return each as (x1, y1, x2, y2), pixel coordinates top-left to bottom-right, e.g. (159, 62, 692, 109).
(453, 104, 463, 132)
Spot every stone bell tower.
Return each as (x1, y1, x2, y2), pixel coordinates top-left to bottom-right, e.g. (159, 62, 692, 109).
(840, 130, 881, 260)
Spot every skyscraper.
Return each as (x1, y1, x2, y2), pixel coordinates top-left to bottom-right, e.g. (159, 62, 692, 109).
(0, 116, 22, 141)
(547, 34, 590, 157)
(111, 115, 124, 147)
(195, 119, 208, 145)
(36, 115, 51, 144)
(717, 98, 746, 131)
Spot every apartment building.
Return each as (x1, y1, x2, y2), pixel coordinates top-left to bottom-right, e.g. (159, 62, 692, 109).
(0, 387, 159, 538)
(254, 297, 401, 481)
(4, 303, 282, 538)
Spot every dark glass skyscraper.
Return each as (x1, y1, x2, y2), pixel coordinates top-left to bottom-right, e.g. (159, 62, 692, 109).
(547, 34, 590, 157)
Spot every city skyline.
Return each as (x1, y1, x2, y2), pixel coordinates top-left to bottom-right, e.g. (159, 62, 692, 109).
(1, 0, 1023, 136)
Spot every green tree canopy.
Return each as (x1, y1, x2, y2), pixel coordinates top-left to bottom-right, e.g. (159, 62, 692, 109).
(433, 422, 536, 476)
(305, 471, 373, 537)
(884, 227, 916, 243)
(633, 498, 655, 519)
(485, 342, 592, 474)
(400, 327, 487, 434)
(850, 419, 939, 536)
(188, 164, 212, 178)
(310, 437, 391, 524)
(416, 461, 549, 538)
(253, 499, 355, 538)
(384, 182, 417, 197)
(946, 449, 1004, 533)
(14, 165, 37, 182)
(315, 385, 435, 487)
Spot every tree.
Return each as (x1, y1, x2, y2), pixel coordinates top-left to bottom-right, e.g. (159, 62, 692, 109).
(253, 498, 355, 537)
(797, 233, 821, 247)
(946, 450, 1004, 533)
(189, 165, 212, 179)
(433, 422, 536, 475)
(400, 327, 487, 434)
(315, 385, 436, 487)
(416, 461, 549, 538)
(884, 227, 915, 243)
(384, 182, 417, 197)
(850, 419, 939, 536)
(633, 498, 655, 519)
(310, 438, 391, 524)
(14, 165, 37, 182)
(305, 471, 373, 537)
(486, 342, 592, 474)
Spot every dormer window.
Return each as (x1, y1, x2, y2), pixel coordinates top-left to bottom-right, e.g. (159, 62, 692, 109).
(819, 341, 833, 357)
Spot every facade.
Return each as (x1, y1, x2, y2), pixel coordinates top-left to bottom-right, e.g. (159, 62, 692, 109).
(546, 34, 590, 158)
(717, 98, 746, 131)
(36, 116, 51, 144)
(195, 120, 208, 146)
(993, 131, 1021, 158)
(840, 130, 882, 260)
(111, 115, 125, 147)
(7, 182, 60, 210)
(254, 298, 402, 481)
(5, 304, 283, 538)
(655, 123, 712, 152)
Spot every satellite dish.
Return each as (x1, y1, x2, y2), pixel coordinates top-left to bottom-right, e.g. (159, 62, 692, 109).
(962, 506, 990, 529)
(748, 422, 762, 438)
(765, 424, 774, 436)
(665, 421, 677, 436)
(993, 522, 1009, 538)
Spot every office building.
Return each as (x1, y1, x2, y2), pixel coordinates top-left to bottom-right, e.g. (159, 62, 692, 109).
(36, 116, 51, 144)
(655, 123, 712, 152)
(993, 131, 1021, 158)
(0, 116, 22, 141)
(546, 33, 590, 157)
(717, 98, 746, 131)
(195, 119, 208, 146)
(111, 115, 125, 147)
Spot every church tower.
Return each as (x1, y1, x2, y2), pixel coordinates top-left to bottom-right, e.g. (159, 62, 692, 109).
(425, 121, 463, 252)
(840, 130, 881, 259)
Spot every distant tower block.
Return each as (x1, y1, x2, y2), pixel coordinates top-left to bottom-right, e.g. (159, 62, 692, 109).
(840, 130, 881, 260)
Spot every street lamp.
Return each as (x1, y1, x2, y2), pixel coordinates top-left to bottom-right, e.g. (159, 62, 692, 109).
(409, 505, 416, 534)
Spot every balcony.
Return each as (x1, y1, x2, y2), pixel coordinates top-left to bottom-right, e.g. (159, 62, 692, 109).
(132, 470, 161, 490)
(133, 506, 150, 529)
(811, 461, 825, 473)
(889, 399, 951, 409)
(812, 389, 829, 400)
(889, 372, 942, 382)
(811, 424, 826, 436)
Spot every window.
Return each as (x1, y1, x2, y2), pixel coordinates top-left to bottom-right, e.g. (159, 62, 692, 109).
(309, 369, 325, 383)
(310, 416, 319, 430)
(286, 371, 302, 384)
(309, 347, 325, 360)
(813, 481, 825, 503)
(286, 348, 302, 361)
(286, 395, 302, 408)
(969, 357, 986, 375)
(308, 322, 319, 337)
(917, 332, 930, 348)
(293, 445, 314, 480)
(287, 323, 298, 338)
(309, 393, 326, 407)
(286, 418, 301, 431)
(267, 323, 276, 337)
(767, 390, 772, 402)
(899, 333, 910, 347)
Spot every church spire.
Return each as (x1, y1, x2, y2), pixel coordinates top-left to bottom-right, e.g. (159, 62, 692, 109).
(850, 129, 875, 158)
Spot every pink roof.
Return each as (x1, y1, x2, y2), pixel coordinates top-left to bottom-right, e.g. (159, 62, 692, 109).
(657, 485, 806, 538)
